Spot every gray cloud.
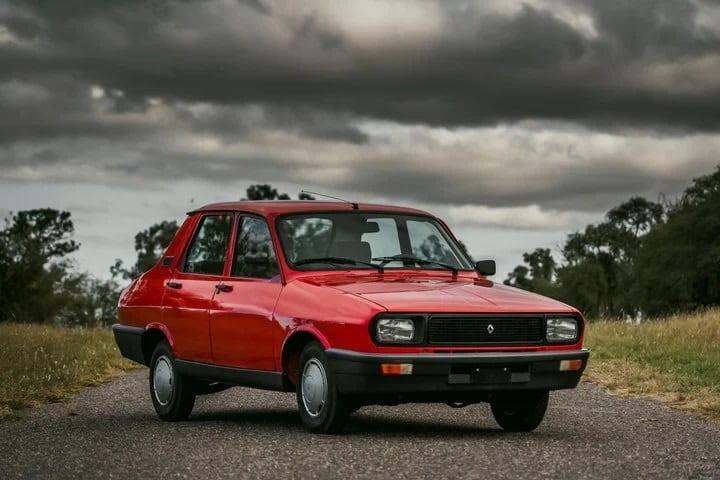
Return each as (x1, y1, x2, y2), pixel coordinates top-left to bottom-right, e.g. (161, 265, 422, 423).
(2, 0, 720, 130)
(1, 0, 719, 220)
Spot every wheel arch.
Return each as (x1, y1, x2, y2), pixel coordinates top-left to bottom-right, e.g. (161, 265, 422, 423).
(281, 329, 328, 385)
(141, 323, 175, 365)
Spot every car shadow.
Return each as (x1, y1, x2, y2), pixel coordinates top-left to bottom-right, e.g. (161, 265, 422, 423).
(188, 408, 303, 432)
(178, 407, 564, 439)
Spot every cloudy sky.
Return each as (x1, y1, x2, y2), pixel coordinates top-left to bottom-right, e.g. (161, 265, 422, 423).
(2, 0, 720, 280)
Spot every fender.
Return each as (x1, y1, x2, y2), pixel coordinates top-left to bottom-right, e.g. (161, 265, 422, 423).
(145, 322, 176, 354)
(281, 324, 331, 351)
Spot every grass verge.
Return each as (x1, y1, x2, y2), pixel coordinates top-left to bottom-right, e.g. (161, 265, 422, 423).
(0, 323, 138, 420)
(583, 308, 720, 422)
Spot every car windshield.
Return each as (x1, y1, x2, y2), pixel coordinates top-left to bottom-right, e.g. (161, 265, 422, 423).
(277, 212, 473, 271)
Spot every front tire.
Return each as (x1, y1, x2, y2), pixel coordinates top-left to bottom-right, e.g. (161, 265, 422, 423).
(296, 342, 349, 434)
(149, 341, 196, 421)
(490, 391, 549, 432)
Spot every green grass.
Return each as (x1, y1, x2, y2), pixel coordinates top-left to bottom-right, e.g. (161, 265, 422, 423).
(584, 308, 720, 421)
(0, 323, 138, 419)
(3, 311, 720, 422)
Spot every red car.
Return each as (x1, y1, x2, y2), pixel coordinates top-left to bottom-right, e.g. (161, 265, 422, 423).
(113, 201, 588, 433)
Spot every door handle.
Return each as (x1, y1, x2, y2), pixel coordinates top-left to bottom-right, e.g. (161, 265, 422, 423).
(166, 281, 182, 289)
(215, 283, 233, 293)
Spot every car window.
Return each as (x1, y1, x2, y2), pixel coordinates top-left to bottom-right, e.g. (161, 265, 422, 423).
(361, 217, 400, 258)
(407, 219, 461, 265)
(182, 214, 233, 275)
(232, 216, 279, 279)
(277, 212, 473, 270)
(278, 217, 333, 263)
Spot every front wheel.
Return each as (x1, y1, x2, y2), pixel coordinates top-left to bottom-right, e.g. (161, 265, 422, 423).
(296, 342, 349, 434)
(490, 391, 549, 432)
(149, 340, 196, 421)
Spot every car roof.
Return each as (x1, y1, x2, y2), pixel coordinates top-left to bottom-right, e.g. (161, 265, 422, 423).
(188, 200, 434, 217)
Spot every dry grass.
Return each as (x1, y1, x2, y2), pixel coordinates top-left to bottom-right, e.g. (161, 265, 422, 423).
(0, 323, 138, 419)
(3, 311, 720, 422)
(584, 308, 720, 422)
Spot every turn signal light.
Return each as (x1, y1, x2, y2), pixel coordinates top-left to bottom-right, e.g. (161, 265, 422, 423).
(559, 359, 583, 372)
(381, 363, 413, 375)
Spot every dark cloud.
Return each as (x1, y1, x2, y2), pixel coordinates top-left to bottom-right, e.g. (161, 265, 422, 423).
(1, 0, 719, 131)
(0, 0, 719, 218)
(180, 104, 368, 144)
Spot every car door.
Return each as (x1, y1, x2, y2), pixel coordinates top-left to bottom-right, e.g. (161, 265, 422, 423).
(209, 215, 282, 370)
(161, 213, 234, 363)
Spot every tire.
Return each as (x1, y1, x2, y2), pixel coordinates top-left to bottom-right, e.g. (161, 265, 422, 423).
(296, 342, 349, 434)
(490, 391, 549, 432)
(149, 340, 196, 421)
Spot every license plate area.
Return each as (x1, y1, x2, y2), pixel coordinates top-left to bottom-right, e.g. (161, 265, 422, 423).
(471, 367, 510, 384)
(448, 364, 530, 385)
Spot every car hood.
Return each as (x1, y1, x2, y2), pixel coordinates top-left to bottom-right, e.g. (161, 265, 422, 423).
(298, 274, 575, 314)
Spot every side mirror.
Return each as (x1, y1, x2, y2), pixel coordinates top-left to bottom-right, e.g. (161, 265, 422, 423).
(475, 260, 496, 276)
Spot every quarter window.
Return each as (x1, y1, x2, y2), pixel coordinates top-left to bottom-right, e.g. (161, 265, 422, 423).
(182, 214, 233, 275)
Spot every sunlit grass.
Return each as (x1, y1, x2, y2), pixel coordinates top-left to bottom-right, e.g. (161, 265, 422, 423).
(584, 308, 720, 421)
(0, 323, 138, 419)
(3, 311, 720, 423)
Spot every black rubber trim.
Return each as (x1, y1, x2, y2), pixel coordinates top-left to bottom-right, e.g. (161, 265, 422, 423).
(112, 324, 146, 365)
(325, 348, 589, 396)
(175, 360, 294, 392)
(326, 348, 589, 365)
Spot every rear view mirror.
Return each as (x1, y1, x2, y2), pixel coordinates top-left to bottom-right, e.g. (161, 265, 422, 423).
(475, 260, 496, 276)
(362, 221, 380, 233)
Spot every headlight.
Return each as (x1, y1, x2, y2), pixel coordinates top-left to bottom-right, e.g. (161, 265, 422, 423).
(546, 317, 579, 343)
(376, 318, 415, 343)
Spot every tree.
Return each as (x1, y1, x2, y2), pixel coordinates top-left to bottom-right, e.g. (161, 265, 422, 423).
(298, 192, 316, 200)
(506, 197, 664, 318)
(244, 184, 291, 200)
(0, 209, 80, 323)
(633, 166, 720, 316)
(504, 248, 559, 298)
(244, 184, 315, 201)
(112, 220, 180, 280)
(131, 220, 180, 277)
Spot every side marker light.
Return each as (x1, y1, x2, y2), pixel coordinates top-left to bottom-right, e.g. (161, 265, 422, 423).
(559, 359, 583, 372)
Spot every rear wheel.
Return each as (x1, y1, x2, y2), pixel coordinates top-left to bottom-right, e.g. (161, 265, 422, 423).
(296, 342, 349, 434)
(490, 391, 549, 432)
(149, 341, 196, 421)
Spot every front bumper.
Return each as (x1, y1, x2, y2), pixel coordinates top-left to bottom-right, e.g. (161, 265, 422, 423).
(326, 348, 589, 402)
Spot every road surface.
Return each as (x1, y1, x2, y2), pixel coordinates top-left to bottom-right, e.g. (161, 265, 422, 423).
(1, 370, 718, 479)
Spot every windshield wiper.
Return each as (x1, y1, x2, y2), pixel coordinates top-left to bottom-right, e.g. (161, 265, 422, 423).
(294, 256, 384, 273)
(372, 255, 458, 275)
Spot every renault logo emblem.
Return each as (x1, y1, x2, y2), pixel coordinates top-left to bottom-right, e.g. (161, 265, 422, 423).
(487, 324, 494, 334)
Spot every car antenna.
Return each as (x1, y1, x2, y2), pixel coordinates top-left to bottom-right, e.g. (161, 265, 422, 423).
(300, 190, 359, 210)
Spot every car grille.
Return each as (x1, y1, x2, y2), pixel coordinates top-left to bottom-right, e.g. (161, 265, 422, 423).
(427, 315, 544, 345)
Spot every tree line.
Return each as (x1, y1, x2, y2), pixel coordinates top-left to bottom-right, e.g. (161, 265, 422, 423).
(2, 168, 718, 326)
(504, 165, 720, 319)
(0, 185, 312, 326)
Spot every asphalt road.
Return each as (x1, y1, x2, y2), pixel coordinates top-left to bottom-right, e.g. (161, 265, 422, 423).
(1, 371, 718, 480)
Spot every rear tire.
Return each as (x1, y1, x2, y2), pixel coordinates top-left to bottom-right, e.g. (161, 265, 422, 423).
(490, 391, 549, 432)
(296, 342, 349, 434)
(149, 341, 196, 421)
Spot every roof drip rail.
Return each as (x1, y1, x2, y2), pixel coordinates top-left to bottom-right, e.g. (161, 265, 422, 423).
(300, 190, 359, 210)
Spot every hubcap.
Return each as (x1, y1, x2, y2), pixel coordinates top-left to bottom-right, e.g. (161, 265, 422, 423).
(153, 356, 174, 406)
(301, 358, 328, 417)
